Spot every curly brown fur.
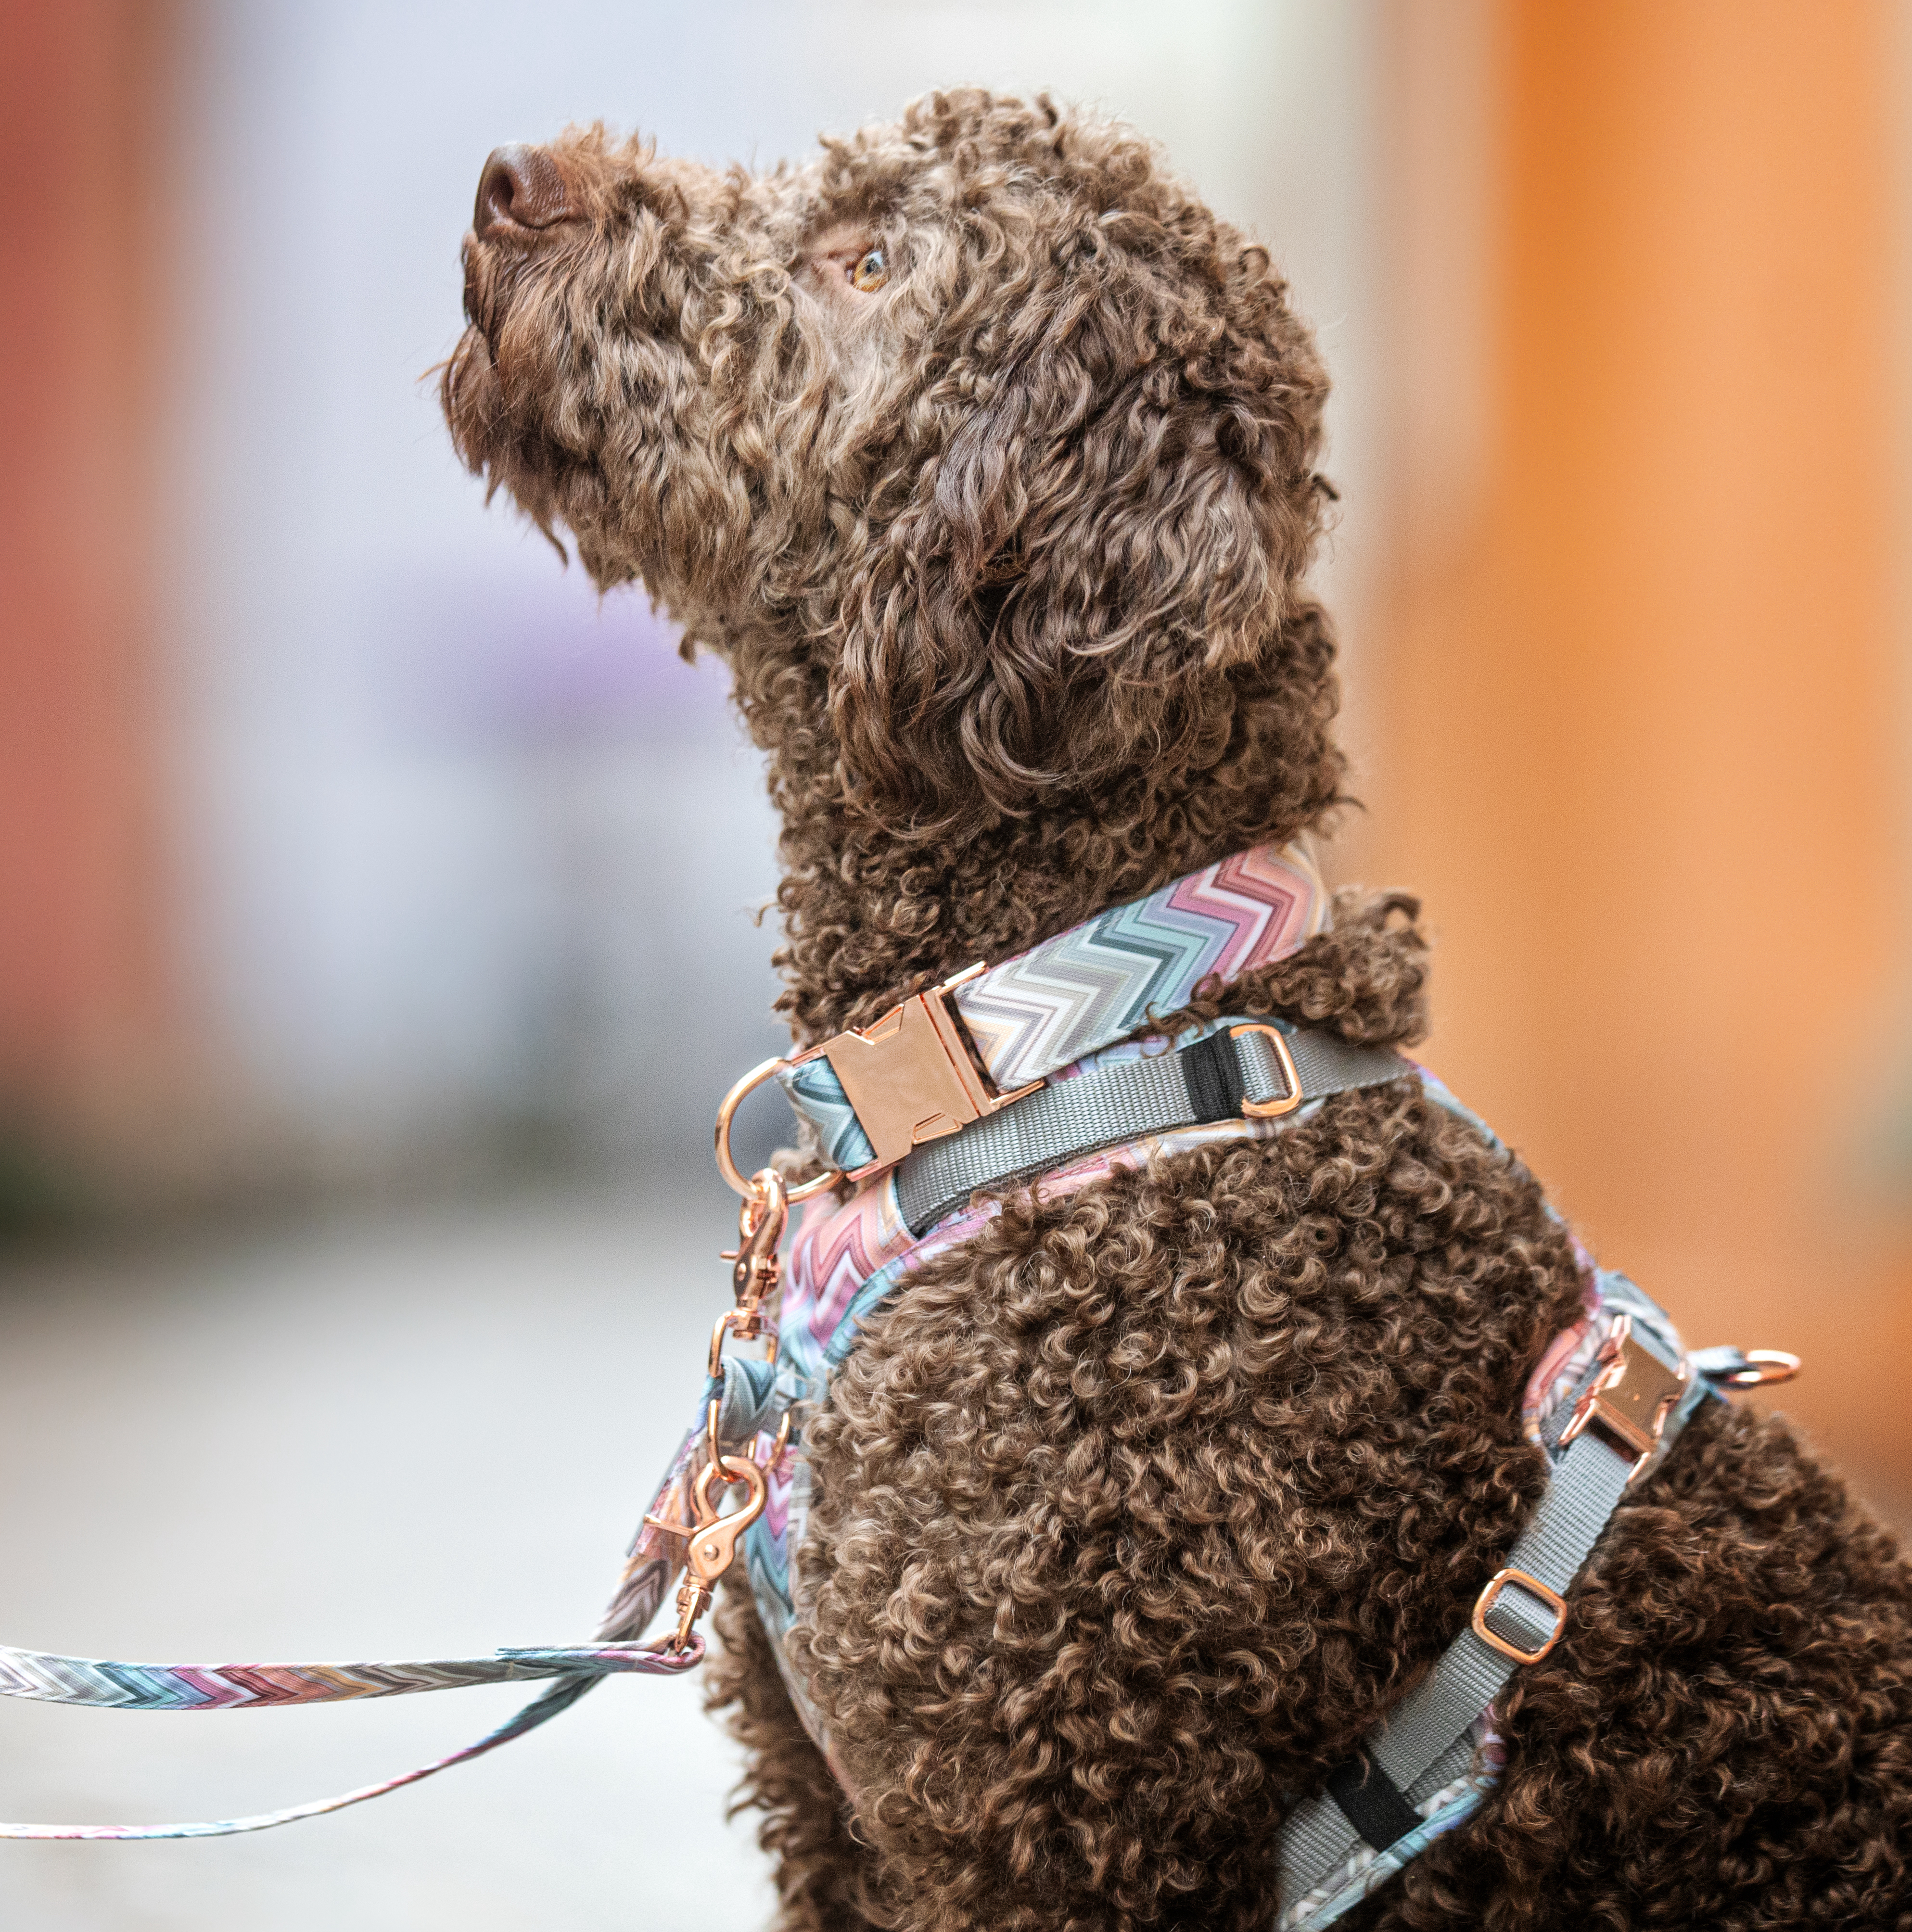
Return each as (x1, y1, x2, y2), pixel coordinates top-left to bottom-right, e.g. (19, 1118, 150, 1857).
(444, 88, 1912, 1932)
(708, 1580, 896, 1931)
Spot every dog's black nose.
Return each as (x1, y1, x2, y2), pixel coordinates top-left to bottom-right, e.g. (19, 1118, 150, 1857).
(475, 144, 573, 239)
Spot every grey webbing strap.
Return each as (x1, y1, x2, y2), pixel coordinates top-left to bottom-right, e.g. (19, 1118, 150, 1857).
(1275, 1320, 1697, 1907)
(893, 1022, 1409, 1240)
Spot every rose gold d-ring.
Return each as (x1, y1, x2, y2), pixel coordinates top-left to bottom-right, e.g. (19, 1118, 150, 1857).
(714, 1056, 842, 1203)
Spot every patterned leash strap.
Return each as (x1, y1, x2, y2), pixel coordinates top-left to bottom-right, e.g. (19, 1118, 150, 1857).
(0, 1168, 792, 1844)
(0, 1157, 804, 1843)
(0, 1638, 701, 1840)
(0, 1394, 762, 1842)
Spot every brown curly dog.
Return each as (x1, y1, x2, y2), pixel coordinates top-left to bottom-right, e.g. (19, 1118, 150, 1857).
(444, 89, 1912, 1932)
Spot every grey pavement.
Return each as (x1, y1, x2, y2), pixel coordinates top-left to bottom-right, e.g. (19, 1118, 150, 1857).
(0, 1193, 777, 1932)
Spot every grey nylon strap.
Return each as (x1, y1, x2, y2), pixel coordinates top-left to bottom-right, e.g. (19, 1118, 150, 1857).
(894, 1023, 1409, 1239)
(1277, 1027, 1411, 1104)
(1275, 1322, 1695, 1907)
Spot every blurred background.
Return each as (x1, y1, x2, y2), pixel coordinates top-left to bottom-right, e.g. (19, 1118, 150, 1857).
(0, 2, 1907, 1926)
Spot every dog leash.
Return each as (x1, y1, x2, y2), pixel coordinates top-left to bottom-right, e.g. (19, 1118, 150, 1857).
(0, 1642, 700, 1841)
(0, 1319, 777, 1838)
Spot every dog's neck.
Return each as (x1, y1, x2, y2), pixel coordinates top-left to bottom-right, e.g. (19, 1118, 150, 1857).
(763, 730, 1340, 1049)
(714, 600, 1347, 1047)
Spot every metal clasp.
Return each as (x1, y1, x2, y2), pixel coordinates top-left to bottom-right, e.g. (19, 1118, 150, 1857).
(1557, 1313, 1689, 1478)
(1708, 1348, 1802, 1389)
(650, 1402, 792, 1652)
(716, 1167, 786, 1354)
(794, 964, 1041, 1178)
(712, 965, 1038, 1199)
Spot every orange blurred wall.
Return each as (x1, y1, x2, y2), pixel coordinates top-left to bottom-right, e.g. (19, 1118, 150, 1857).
(0, 2, 178, 1169)
(1353, 0, 1912, 1500)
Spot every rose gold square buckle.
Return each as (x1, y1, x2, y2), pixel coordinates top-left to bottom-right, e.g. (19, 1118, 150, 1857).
(1471, 1567, 1569, 1665)
(794, 965, 1042, 1179)
(1556, 1313, 1690, 1480)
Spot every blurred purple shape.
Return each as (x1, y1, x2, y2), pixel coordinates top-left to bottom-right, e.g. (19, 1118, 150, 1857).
(366, 567, 739, 749)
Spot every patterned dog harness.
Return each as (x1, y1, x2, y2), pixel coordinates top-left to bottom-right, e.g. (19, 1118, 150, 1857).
(679, 841, 1793, 1927)
(0, 838, 1795, 1915)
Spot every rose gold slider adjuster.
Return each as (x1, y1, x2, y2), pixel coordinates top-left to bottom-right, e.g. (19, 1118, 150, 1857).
(1471, 1567, 1569, 1665)
(1228, 1023, 1304, 1119)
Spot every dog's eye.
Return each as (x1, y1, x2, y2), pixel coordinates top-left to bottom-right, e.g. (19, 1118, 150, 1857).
(849, 247, 888, 292)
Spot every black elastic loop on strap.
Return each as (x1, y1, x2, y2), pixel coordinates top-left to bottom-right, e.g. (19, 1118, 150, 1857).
(1180, 1030, 1245, 1123)
(1324, 1751, 1421, 1853)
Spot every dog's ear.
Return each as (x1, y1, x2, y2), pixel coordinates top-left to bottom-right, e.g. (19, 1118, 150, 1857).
(828, 238, 1328, 835)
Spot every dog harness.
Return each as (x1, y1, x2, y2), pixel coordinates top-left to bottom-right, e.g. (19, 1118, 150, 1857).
(0, 838, 1796, 1919)
(679, 839, 1792, 1928)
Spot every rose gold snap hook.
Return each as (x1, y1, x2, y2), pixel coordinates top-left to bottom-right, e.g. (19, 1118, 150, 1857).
(724, 1168, 788, 1321)
(714, 1057, 841, 1203)
(665, 1417, 782, 1652)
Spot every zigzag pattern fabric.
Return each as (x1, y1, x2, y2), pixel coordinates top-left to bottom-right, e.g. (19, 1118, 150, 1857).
(0, 1584, 698, 1838)
(955, 841, 1326, 1090)
(0, 1640, 691, 1713)
(779, 1054, 876, 1172)
(779, 842, 1325, 1173)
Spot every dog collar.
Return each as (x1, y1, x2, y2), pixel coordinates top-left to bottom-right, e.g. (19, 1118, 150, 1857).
(714, 839, 1329, 1189)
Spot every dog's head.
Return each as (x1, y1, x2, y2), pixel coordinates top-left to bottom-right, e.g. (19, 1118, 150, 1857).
(445, 90, 1339, 846)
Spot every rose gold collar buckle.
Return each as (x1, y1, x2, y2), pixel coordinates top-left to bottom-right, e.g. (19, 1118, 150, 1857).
(1556, 1313, 1690, 1479)
(797, 965, 1042, 1179)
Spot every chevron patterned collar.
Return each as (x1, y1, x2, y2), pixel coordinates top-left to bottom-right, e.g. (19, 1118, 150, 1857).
(777, 841, 1328, 1181)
